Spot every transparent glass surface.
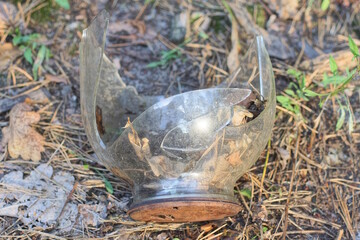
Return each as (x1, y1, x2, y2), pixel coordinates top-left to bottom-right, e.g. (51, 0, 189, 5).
(80, 11, 276, 205)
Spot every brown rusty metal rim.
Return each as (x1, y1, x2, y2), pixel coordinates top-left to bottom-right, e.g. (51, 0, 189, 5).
(128, 197, 242, 223)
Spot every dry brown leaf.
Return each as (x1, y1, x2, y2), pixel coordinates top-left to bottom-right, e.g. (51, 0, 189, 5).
(231, 105, 253, 126)
(126, 119, 145, 161)
(0, 43, 21, 72)
(125, 119, 141, 145)
(227, 16, 240, 74)
(141, 137, 151, 158)
(1, 103, 44, 161)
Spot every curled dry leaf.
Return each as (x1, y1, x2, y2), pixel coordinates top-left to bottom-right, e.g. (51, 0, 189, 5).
(125, 119, 142, 154)
(231, 105, 253, 126)
(141, 137, 151, 158)
(1, 103, 45, 161)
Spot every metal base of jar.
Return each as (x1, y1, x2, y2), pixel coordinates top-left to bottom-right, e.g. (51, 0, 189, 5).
(128, 198, 242, 222)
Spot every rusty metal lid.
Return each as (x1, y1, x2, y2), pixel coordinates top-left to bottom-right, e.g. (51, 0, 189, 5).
(128, 198, 242, 223)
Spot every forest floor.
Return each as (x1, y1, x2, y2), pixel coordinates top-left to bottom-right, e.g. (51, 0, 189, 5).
(0, 0, 359, 239)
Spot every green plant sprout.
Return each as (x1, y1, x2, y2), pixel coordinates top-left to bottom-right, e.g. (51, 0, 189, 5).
(66, 149, 113, 194)
(55, 0, 70, 10)
(147, 39, 191, 68)
(277, 35, 359, 133)
(12, 29, 51, 80)
(321, 0, 330, 11)
(276, 68, 308, 119)
(93, 168, 114, 194)
(348, 35, 360, 58)
(234, 188, 252, 199)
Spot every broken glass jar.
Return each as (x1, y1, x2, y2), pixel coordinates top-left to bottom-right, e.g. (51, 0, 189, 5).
(80, 10, 275, 222)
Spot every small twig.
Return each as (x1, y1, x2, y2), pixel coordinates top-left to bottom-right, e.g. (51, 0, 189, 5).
(273, 230, 326, 237)
(294, 38, 305, 68)
(288, 209, 341, 228)
(199, 223, 227, 240)
(55, 181, 79, 227)
(237, 185, 252, 216)
(226, 66, 242, 87)
(336, 229, 344, 240)
(135, 1, 149, 21)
